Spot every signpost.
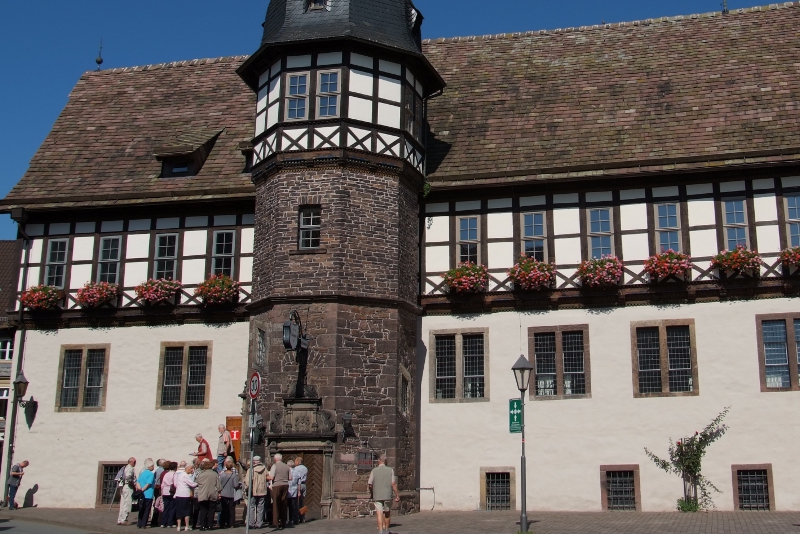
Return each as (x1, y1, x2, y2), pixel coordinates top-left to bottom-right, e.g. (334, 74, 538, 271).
(245, 372, 261, 534)
(509, 399, 522, 433)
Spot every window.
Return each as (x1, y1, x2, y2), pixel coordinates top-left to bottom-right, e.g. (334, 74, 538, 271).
(404, 88, 424, 143)
(55, 345, 110, 412)
(400, 374, 410, 415)
(317, 71, 340, 118)
(155, 234, 178, 280)
(45, 239, 69, 288)
(755, 314, 800, 391)
(458, 217, 479, 264)
(308, 0, 327, 9)
(485, 473, 511, 511)
(529, 325, 590, 400)
(212, 231, 235, 277)
(600, 465, 641, 512)
(357, 452, 374, 472)
(786, 195, 800, 247)
(588, 208, 613, 258)
(98, 236, 121, 284)
(157, 343, 212, 409)
(631, 321, 698, 398)
(0, 388, 9, 419)
(522, 212, 546, 261)
(723, 199, 748, 250)
(656, 203, 681, 252)
(430, 330, 489, 402)
(286, 73, 309, 120)
(732, 465, 773, 511)
(0, 339, 13, 360)
(97, 463, 126, 506)
(256, 328, 266, 369)
(299, 208, 321, 249)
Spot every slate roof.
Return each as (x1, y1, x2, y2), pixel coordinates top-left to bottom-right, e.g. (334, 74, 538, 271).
(5, 4, 800, 208)
(0, 241, 19, 320)
(0, 56, 254, 211)
(261, 0, 423, 55)
(423, 3, 800, 186)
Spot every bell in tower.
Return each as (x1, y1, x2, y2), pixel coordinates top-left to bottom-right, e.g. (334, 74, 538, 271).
(237, 0, 445, 521)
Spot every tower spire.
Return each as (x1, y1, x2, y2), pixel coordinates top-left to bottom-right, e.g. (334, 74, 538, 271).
(95, 38, 104, 71)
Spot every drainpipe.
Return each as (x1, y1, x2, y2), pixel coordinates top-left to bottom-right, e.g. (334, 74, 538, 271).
(3, 219, 30, 506)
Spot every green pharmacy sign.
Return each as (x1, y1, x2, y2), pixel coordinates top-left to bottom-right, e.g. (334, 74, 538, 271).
(509, 399, 522, 433)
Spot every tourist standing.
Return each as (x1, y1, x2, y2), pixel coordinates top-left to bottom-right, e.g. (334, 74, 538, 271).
(136, 458, 156, 529)
(268, 453, 291, 529)
(160, 461, 178, 528)
(219, 457, 241, 529)
(175, 464, 198, 531)
(6, 460, 28, 510)
(368, 455, 400, 534)
(287, 460, 298, 526)
(191, 433, 214, 462)
(243, 456, 269, 528)
(217, 425, 232, 472)
(195, 460, 221, 531)
(117, 457, 137, 525)
(292, 457, 308, 524)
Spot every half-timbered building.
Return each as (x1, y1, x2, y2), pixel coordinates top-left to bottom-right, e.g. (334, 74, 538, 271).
(2, 0, 800, 515)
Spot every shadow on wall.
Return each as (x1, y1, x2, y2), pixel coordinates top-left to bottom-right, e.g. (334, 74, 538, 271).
(23, 483, 38, 508)
(424, 134, 452, 176)
(24, 398, 38, 429)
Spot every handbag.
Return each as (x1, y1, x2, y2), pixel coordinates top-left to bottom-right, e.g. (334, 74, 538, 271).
(132, 489, 144, 501)
(154, 496, 165, 512)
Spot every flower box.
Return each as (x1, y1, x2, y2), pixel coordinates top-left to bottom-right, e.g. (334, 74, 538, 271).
(443, 262, 489, 294)
(135, 279, 183, 305)
(578, 255, 624, 288)
(507, 256, 555, 291)
(711, 246, 761, 278)
(194, 274, 241, 306)
(644, 250, 692, 282)
(76, 282, 119, 308)
(780, 246, 800, 272)
(20, 285, 61, 310)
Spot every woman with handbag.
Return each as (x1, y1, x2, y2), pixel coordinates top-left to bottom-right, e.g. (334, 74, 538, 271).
(195, 460, 221, 532)
(160, 462, 178, 528)
(218, 458, 241, 528)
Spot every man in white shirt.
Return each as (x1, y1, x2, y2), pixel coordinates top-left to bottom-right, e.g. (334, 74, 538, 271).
(116, 457, 137, 525)
(292, 457, 309, 523)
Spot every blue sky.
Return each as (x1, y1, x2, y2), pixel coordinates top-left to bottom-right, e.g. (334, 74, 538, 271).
(0, 0, 756, 240)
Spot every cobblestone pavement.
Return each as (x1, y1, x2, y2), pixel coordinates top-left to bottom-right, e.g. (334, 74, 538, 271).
(5, 508, 800, 534)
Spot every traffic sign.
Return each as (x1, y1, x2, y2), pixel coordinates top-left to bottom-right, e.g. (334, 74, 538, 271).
(509, 399, 522, 433)
(248, 372, 261, 399)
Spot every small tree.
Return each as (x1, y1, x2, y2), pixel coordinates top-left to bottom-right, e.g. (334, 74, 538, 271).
(644, 407, 730, 511)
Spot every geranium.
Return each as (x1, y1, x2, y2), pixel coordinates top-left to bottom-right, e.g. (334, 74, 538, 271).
(578, 255, 623, 288)
(644, 250, 693, 281)
(76, 282, 119, 308)
(443, 262, 489, 294)
(20, 285, 60, 310)
(194, 274, 241, 305)
(711, 246, 761, 273)
(780, 246, 800, 268)
(507, 256, 555, 291)
(134, 279, 183, 304)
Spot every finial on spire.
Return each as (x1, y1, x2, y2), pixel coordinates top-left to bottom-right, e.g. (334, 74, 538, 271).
(722, 0, 729, 14)
(95, 38, 104, 71)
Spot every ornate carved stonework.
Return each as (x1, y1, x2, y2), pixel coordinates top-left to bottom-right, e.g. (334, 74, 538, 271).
(267, 397, 336, 438)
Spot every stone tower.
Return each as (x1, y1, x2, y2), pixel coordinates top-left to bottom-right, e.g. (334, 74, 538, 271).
(237, 0, 444, 518)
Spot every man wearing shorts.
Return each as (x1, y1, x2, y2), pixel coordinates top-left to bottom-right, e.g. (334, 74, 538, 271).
(367, 455, 400, 534)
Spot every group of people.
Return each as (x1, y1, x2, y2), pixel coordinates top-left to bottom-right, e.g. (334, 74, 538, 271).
(115, 424, 309, 531)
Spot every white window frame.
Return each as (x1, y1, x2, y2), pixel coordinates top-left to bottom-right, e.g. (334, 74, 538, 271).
(97, 236, 122, 284)
(722, 198, 749, 250)
(316, 69, 341, 119)
(785, 195, 800, 248)
(154, 234, 178, 280)
(45, 238, 69, 288)
(587, 208, 614, 259)
(0, 339, 13, 360)
(299, 208, 322, 249)
(457, 216, 480, 264)
(285, 72, 310, 122)
(655, 203, 682, 253)
(521, 212, 547, 262)
(212, 231, 236, 278)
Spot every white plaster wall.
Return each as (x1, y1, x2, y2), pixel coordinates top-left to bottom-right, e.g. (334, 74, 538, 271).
(241, 228, 254, 255)
(553, 208, 580, 235)
(183, 231, 207, 257)
(688, 199, 716, 227)
(126, 234, 150, 259)
(620, 203, 647, 231)
(378, 76, 402, 102)
(123, 262, 148, 287)
(6, 323, 249, 508)
(689, 229, 718, 257)
(554, 237, 581, 265)
(348, 96, 373, 123)
(182, 258, 206, 285)
(377, 103, 400, 129)
(487, 242, 514, 270)
(425, 216, 449, 243)
(487, 213, 513, 239)
(753, 193, 778, 222)
(756, 225, 781, 254)
(621, 233, 649, 261)
(239, 257, 253, 284)
(72, 237, 95, 262)
(419, 298, 800, 512)
(349, 70, 374, 96)
(69, 264, 92, 289)
(426, 246, 450, 273)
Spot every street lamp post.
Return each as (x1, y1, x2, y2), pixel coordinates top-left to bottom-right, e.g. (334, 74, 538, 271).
(511, 354, 534, 533)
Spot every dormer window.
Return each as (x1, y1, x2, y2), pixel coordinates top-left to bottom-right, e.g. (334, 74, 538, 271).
(154, 129, 222, 179)
(308, 0, 328, 11)
(286, 73, 309, 121)
(163, 160, 193, 178)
